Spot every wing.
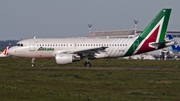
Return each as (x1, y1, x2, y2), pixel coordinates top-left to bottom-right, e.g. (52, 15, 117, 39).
(73, 47, 108, 56)
(55, 46, 108, 56)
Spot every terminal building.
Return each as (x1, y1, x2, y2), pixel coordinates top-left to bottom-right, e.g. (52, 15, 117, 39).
(89, 29, 135, 38)
(89, 29, 180, 40)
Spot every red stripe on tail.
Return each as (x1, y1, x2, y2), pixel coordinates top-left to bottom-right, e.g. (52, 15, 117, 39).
(136, 26, 160, 54)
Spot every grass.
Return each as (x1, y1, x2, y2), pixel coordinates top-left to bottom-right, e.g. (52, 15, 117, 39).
(0, 57, 180, 101)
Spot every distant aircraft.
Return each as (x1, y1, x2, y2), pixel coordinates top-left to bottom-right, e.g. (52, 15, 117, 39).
(0, 46, 10, 57)
(8, 9, 173, 67)
(167, 34, 180, 56)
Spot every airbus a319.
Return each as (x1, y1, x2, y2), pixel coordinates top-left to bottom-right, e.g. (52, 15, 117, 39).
(8, 9, 173, 67)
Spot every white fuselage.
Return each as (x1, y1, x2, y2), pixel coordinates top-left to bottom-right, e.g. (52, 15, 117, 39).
(8, 37, 138, 59)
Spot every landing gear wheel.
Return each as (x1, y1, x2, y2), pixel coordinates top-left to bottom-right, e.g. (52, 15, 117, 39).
(31, 58, 35, 67)
(31, 63, 35, 67)
(84, 62, 91, 67)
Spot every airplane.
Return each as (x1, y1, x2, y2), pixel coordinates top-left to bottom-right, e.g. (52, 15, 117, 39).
(167, 34, 180, 56)
(0, 46, 10, 57)
(8, 8, 173, 67)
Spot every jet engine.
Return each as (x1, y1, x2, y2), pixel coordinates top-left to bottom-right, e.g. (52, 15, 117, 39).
(55, 54, 80, 64)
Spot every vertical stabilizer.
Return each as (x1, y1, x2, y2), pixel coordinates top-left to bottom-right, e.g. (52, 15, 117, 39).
(125, 9, 171, 56)
(167, 34, 180, 52)
(2, 46, 10, 56)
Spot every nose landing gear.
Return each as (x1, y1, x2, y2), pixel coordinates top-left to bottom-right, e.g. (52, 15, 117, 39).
(31, 58, 35, 67)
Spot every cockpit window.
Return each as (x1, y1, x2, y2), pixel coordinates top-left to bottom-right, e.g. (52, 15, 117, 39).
(16, 43, 23, 47)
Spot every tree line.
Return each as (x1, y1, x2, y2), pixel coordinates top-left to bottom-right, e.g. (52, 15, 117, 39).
(0, 40, 19, 50)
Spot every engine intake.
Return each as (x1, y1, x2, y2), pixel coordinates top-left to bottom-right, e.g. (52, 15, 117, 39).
(55, 54, 80, 64)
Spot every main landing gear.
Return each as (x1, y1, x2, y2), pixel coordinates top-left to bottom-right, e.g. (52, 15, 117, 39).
(31, 58, 35, 67)
(83, 56, 91, 67)
(30, 57, 92, 67)
(84, 62, 91, 67)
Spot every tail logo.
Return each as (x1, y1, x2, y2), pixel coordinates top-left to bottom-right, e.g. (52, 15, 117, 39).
(2, 46, 10, 56)
(136, 17, 165, 54)
(125, 9, 171, 56)
(167, 34, 180, 52)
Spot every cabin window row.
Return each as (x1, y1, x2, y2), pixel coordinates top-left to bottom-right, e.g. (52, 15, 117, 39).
(37, 44, 128, 47)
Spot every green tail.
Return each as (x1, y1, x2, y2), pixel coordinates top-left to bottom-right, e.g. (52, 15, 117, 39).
(125, 9, 171, 56)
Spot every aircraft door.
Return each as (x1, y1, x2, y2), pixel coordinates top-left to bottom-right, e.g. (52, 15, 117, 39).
(74, 43, 77, 49)
(29, 41, 35, 51)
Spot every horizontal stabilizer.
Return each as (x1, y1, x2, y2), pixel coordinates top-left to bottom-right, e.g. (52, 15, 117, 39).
(149, 40, 174, 48)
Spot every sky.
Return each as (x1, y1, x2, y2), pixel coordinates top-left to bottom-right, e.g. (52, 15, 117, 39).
(0, 0, 180, 40)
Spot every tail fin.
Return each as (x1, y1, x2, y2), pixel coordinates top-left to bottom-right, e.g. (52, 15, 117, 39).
(2, 46, 10, 56)
(139, 9, 171, 42)
(167, 34, 180, 52)
(125, 9, 171, 56)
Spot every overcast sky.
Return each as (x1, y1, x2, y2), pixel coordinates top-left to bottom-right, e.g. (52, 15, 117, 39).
(0, 0, 179, 40)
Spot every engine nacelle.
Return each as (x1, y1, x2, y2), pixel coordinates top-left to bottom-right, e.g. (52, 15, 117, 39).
(55, 54, 80, 64)
(55, 54, 73, 64)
